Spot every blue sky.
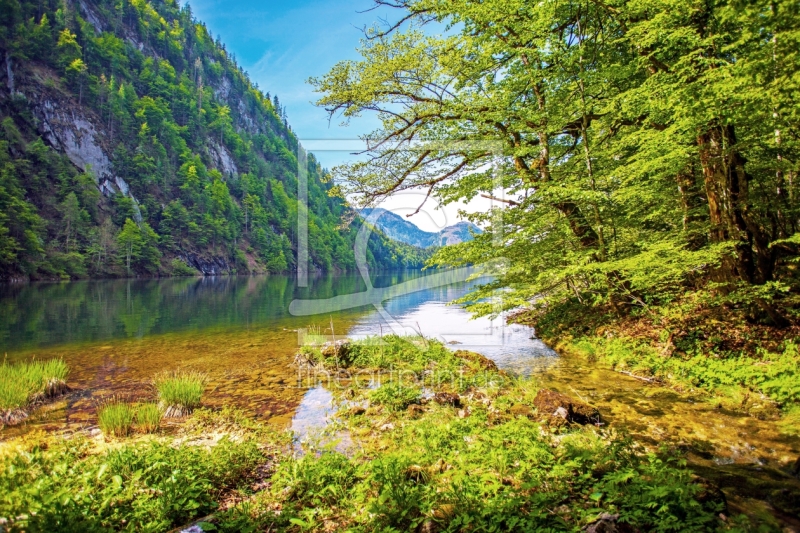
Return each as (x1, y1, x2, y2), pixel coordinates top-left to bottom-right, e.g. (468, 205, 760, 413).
(186, 0, 388, 159)
(186, 0, 492, 231)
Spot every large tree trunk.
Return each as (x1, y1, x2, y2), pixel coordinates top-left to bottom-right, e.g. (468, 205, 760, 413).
(698, 124, 758, 283)
(698, 124, 787, 326)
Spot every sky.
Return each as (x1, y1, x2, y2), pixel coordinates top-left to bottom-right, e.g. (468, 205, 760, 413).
(186, 0, 493, 232)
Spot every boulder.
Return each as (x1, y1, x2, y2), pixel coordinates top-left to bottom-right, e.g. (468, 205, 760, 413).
(432, 392, 462, 408)
(533, 389, 600, 425)
(453, 350, 498, 371)
(320, 340, 352, 362)
(583, 513, 638, 533)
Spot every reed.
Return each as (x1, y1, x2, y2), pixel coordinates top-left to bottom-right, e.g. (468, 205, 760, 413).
(154, 370, 207, 417)
(98, 400, 135, 438)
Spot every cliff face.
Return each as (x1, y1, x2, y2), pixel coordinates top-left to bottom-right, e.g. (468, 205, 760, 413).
(0, 0, 420, 279)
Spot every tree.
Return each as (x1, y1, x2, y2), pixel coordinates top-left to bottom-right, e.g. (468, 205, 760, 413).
(117, 218, 140, 275)
(312, 0, 800, 324)
(58, 192, 86, 252)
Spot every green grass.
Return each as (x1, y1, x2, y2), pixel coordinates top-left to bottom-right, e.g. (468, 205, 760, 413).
(98, 400, 135, 438)
(0, 359, 69, 415)
(155, 370, 207, 417)
(134, 403, 163, 433)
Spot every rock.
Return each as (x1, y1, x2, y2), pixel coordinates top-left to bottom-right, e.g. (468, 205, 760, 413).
(320, 340, 352, 363)
(453, 350, 498, 371)
(692, 476, 728, 512)
(432, 392, 462, 408)
(533, 389, 601, 425)
(348, 406, 366, 416)
(583, 513, 638, 533)
(407, 404, 426, 418)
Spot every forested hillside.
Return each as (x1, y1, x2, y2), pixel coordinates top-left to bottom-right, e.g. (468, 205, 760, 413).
(0, 0, 424, 280)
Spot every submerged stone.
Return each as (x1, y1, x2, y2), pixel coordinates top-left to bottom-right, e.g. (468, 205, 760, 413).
(534, 389, 601, 425)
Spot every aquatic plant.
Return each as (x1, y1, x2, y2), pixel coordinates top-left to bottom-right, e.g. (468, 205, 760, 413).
(134, 403, 163, 433)
(0, 359, 69, 424)
(98, 400, 135, 438)
(155, 370, 207, 417)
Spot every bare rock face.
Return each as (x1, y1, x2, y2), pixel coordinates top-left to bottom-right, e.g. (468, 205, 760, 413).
(533, 389, 601, 425)
(208, 140, 239, 178)
(179, 253, 232, 276)
(22, 67, 144, 223)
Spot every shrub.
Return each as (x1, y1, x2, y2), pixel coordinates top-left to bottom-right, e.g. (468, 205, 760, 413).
(135, 403, 162, 433)
(170, 258, 198, 276)
(155, 370, 207, 417)
(98, 400, 135, 438)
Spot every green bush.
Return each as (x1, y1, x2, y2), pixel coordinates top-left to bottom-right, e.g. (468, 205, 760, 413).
(98, 401, 135, 438)
(170, 258, 198, 276)
(573, 336, 800, 407)
(155, 370, 206, 417)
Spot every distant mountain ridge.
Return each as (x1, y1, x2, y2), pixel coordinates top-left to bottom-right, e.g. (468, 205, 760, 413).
(361, 208, 482, 248)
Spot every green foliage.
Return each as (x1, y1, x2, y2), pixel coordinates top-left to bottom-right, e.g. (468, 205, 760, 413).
(368, 382, 421, 412)
(97, 400, 135, 438)
(0, 358, 68, 411)
(169, 258, 198, 276)
(0, 434, 267, 532)
(154, 370, 206, 414)
(0, 0, 424, 279)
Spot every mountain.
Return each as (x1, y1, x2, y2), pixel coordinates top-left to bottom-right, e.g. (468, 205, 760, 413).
(0, 0, 423, 280)
(361, 208, 482, 248)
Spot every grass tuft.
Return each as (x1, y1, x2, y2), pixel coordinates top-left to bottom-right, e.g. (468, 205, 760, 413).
(134, 403, 162, 433)
(154, 370, 207, 417)
(0, 359, 69, 424)
(98, 400, 135, 438)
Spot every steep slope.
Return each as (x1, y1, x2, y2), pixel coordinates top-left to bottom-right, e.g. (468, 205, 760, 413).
(0, 0, 422, 279)
(362, 208, 482, 248)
